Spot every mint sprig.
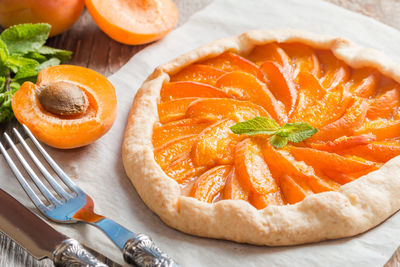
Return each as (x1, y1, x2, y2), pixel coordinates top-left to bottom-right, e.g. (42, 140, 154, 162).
(0, 23, 72, 123)
(230, 117, 318, 148)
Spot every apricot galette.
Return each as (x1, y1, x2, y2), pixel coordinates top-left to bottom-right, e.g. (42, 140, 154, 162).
(122, 30, 400, 245)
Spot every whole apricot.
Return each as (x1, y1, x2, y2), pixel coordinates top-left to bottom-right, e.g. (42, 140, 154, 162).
(0, 0, 84, 36)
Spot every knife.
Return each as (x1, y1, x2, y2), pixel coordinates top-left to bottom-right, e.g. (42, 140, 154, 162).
(0, 189, 107, 267)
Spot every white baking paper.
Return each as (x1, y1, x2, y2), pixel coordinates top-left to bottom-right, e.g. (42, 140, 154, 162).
(1, 0, 400, 266)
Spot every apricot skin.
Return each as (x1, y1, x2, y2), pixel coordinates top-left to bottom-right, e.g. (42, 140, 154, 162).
(0, 0, 84, 36)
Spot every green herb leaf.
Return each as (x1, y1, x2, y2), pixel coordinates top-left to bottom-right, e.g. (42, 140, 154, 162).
(36, 46, 72, 63)
(230, 117, 318, 148)
(25, 51, 47, 63)
(6, 55, 39, 79)
(270, 135, 288, 148)
(230, 116, 280, 135)
(37, 57, 61, 72)
(0, 39, 9, 76)
(0, 23, 50, 54)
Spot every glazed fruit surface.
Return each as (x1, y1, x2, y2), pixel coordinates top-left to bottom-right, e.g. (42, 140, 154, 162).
(152, 42, 400, 209)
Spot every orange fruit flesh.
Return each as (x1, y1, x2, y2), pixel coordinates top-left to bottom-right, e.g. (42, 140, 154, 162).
(152, 42, 400, 209)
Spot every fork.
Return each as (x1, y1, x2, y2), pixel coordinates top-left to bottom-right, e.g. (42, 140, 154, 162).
(0, 125, 178, 267)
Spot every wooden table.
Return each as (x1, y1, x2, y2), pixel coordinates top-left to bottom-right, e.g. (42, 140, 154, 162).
(1, 0, 400, 266)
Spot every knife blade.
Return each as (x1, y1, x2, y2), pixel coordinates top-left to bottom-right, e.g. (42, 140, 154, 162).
(0, 189, 107, 266)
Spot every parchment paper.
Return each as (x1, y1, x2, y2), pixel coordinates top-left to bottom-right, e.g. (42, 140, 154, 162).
(1, 0, 400, 266)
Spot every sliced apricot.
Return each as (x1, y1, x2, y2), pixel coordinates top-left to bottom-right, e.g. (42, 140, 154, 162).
(154, 135, 197, 169)
(310, 134, 376, 152)
(170, 64, 226, 85)
(317, 50, 350, 89)
(85, 0, 178, 45)
(355, 119, 400, 140)
(200, 52, 264, 80)
(260, 61, 298, 115)
(311, 97, 369, 141)
(344, 68, 379, 98)
(186, 98, 269, 122)
(190, 165, 231, 203)
(192, 119, 243, 166)
(235, 138, 278, 195)
(280, 42, 320, 79)
(249, 191, 284, 209)
(161, 81, 229, 101)
(279, 175, 309, 204)
(164, 153, 206, 184)
(222, 167, 249, 201)
(12, 65, 117, 149)
(157, 97, 198, 124)
(152, 118, 211, 148)
(291, 147, 377, 174)
(367, 86, 400, 120)
(246, 43, 291, 69)
(215, 71, 287, 124)
(341, 140, 400, 163)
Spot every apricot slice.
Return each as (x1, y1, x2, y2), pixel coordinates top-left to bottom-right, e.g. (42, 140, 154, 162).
(367, 86, 400, 120)
(291, 147, 377, 174)
(215, 71, 287, 124)
(154, 135, 197, 169)
(164, 153, 206, 184)
(340, 140, 400, 163)
(152, 118, 211, 148)
(310, 135, 376, 152)
(190, 165, 232, 203)
(157, 98, 198, 124)
(186, 98, 269, 122)
(280, 42, 320, 79)
(317, 50, 350, 89)
(235, 138, 278, 195)
(12, 65, 117, 149)
(161, 81, 229, 101)
(200, 52, 264, 80)
(222, 167, 249, 201)
(344, 68, 379, 98)
(246, 43, 291, 69)
(311, 97, 369, 141)
(249, 191, 284, 209)
(85, 0, 178, 45)
(260, 61, 298, 114)
(355, 119, 400, 140)
(192, 119, 244, 166)
(170, 64, 226, 85)
(279, 175, 309, 204)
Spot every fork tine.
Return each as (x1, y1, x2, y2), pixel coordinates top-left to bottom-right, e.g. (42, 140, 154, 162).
(4, 132, 61, 207)
(22, 125, 79, 193)
(0, 141, 47, 212)
(13, 128, 73, 201)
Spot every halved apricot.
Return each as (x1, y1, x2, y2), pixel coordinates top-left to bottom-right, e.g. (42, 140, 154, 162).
(157, 97, 198, 124)
(152, 118, 211, 148)
(12, 65, 117, 149)
(310, 135, 376, 152)
(260, 61, 298, 114)
(161, 81, 229, 101)
(222, 167, 249, 201)
(246, 43, 291, 69)
(170, 64, 226, 85)
(317, 50, 350, 89)
(190, 165, 232, 203)
(367, 86, 400, 120)
(340, 140, 400, 163)
(249, 191, 284, 209)
(164, 153, 206, 184)
(235, 138, 278, 195)
(154, 135, 197, 169)
(85, 0, 178, 45)
(344, 68, 379, 98)
(185, 98, 269, 122)
(200, 52, 264, 80)
(355, 119, 400, 140)
(192, 119, 244, 166)
(215, 71, 287, 124)
(280, 42, 320, 79)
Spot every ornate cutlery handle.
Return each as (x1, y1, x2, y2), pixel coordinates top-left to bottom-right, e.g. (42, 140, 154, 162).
(123, 234, 179, 267)
(53, 238, 108, 267)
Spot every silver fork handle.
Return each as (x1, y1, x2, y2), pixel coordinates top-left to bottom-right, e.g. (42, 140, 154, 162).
(92, 218, 178, 267)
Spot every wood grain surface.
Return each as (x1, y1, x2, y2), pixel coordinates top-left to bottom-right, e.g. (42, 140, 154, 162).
(0, 0, 399, 266)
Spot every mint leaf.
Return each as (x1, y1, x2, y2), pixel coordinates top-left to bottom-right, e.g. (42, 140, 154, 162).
(270, 135, 288, 148)
(37, 57, 61, 72)
(230, 116, 280, 135)
(36, 46, 72, 63)
(0, 77, 5, 92)
(25, 51, 47, 63)
(0, 23, 50, 54)
(284, 122, 318, 143)
(0, 39, 9, 76)
(6, 55, 39, 79)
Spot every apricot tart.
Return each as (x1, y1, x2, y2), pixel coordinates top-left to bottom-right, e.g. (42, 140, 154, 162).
(122, 30, 400, 245)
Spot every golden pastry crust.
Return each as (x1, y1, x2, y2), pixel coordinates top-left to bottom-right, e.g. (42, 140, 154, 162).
(122, 29, 400, 245)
